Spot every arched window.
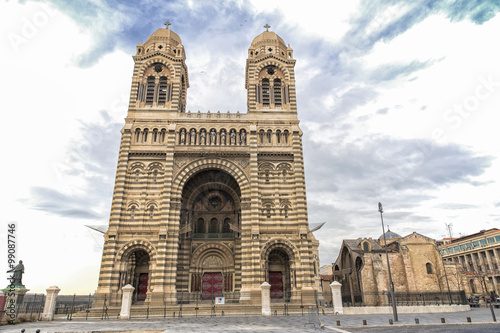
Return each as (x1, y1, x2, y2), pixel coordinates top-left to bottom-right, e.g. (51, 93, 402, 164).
(259, 130, 265, 144)
(152, 128, 158, 142)
(209, 218, 218, 233)
(142, 128, 149, 142)
(135, 128, 141, 142)
(276, 130, 281, 143)
(222, 218, 231, 233)
(196, 218, 205, 233)
(128, 205, 137, 219)
(145, 76, 155, 105)
(160, 129, 166, 143)
(267, 130, 272, 143)
(157, 76, 168, 105)
(426, 263, 433, 274)
(152, 170, 158, 183)
(283, 130, 289, 144)
(273, 79, 282, 106)
(262, 79, 270, 106)
(148, 205, 155, 218)
(284, 206, 289, 218)
(265, 170, 270, 183)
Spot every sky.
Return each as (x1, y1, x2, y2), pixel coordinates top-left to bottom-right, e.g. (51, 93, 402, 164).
(1, 0, 499, 294)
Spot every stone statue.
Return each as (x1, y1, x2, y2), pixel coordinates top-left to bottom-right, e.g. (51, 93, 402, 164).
(190, 129, 196, 145)
(240, 130, 246, 145)
(180, 129, 186, 144)
(200, 130, 206, 145)
(230, 130, 236, 145)
(210, 129, 216, 145)
(7, 260, 24, 287)
(220, 130, 226, 145)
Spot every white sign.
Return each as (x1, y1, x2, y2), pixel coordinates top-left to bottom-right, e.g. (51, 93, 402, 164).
(215, 297, 225, 305)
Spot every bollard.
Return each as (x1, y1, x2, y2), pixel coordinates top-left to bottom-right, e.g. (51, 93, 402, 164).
(222, 310, 225, 316)
(467, 317, 471, 322)
(36, 330, 41, 333)
(336, 320, 341, 326)
(363, 319, 367, 325)
(173, 311, 175, 317)
(441, 318, 445, 323)
(415, 318, 419, 324)
(490, 303, 497, 322)
(21, 330, 25, 333)
(389, 319, 393, 325)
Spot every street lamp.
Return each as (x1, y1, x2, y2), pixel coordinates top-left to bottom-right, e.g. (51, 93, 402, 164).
(378, 202, 398, 322)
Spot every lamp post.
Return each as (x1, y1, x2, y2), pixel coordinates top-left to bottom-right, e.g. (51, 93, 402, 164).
(378, 202, 398, 322)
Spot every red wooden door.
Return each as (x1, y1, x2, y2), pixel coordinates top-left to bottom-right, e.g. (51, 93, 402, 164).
(137, 273, 148, 301)
(269, 271, 283, 299)
(202, 273, 223, 300)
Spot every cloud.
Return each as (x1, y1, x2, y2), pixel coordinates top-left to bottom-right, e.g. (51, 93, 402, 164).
(29, 186, 102, 219)
(27, 110, 121, 220)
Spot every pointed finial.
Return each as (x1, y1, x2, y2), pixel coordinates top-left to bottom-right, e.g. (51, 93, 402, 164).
(264, 24, 271, 32)
(164, 20, 171, 29)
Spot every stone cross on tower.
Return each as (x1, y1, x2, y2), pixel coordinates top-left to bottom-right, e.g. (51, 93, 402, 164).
(264, 24, 271, 32)
(164, 20, 171, 29)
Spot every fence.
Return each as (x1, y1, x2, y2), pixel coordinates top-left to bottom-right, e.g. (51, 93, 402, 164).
(3, 293, 45, 322)
(342, 291, 467, 307)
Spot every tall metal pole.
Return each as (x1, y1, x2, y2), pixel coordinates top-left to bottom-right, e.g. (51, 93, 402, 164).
(378, 202, 398, 322)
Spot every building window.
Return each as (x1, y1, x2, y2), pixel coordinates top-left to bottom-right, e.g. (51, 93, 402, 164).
(262, 79, 270, 106)
(363, 242, 370, 252)
(158, 76, 168, 105)
(135, 128, 141, 142)
(480, 239, 487, 246)
(426, 263, 433, 274)
(473, 241, 479, 247)
(152, 128, 158, 142)
(145, 76, 155, 104)
(222, 218, 231, 233)
(273, 79, 282, 106)
(196, 218, 205, 233)
(487, 237, 495, 244)
(209, 218, 218, 233)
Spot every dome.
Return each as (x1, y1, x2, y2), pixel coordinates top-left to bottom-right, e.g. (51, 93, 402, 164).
(145, 27, 182, 45)
(250, 31, 286, 49)
(378, 229, 401, 240)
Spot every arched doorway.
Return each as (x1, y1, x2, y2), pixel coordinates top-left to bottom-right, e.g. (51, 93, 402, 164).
(119, 249, 150, 303)
(264, 247, 293, 302)
(176, 169, 241, 294)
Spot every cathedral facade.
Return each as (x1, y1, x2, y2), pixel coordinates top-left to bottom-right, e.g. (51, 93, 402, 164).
(96, 24, 321, 305)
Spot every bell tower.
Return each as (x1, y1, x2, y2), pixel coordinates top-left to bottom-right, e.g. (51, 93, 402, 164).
(246, 24, 297, 114)
(131, 21, 189, 113)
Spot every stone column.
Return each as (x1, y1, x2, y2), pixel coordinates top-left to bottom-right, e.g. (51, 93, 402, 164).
(330, 281, 343, 314)
(120, 284, 135, 320)
(261, 282, 271, 316)
(42, 286, 60, 321)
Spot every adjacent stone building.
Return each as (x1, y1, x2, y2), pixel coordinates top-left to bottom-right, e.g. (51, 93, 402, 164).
(95, 24, 321, 305)
(439, 228, 500, 297)
(333, 231, 464, 305)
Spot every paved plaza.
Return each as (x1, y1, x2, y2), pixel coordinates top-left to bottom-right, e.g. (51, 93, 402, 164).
(1, 308, 499, 332)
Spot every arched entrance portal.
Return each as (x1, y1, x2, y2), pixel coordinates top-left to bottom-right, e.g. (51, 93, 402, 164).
(266, 248, 292, 301)
(119, 249, 150, 303)
(176, 169, 241, 297)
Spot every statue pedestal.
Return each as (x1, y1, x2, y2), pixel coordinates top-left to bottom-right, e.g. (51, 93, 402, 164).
(1, 286, 29, 322)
